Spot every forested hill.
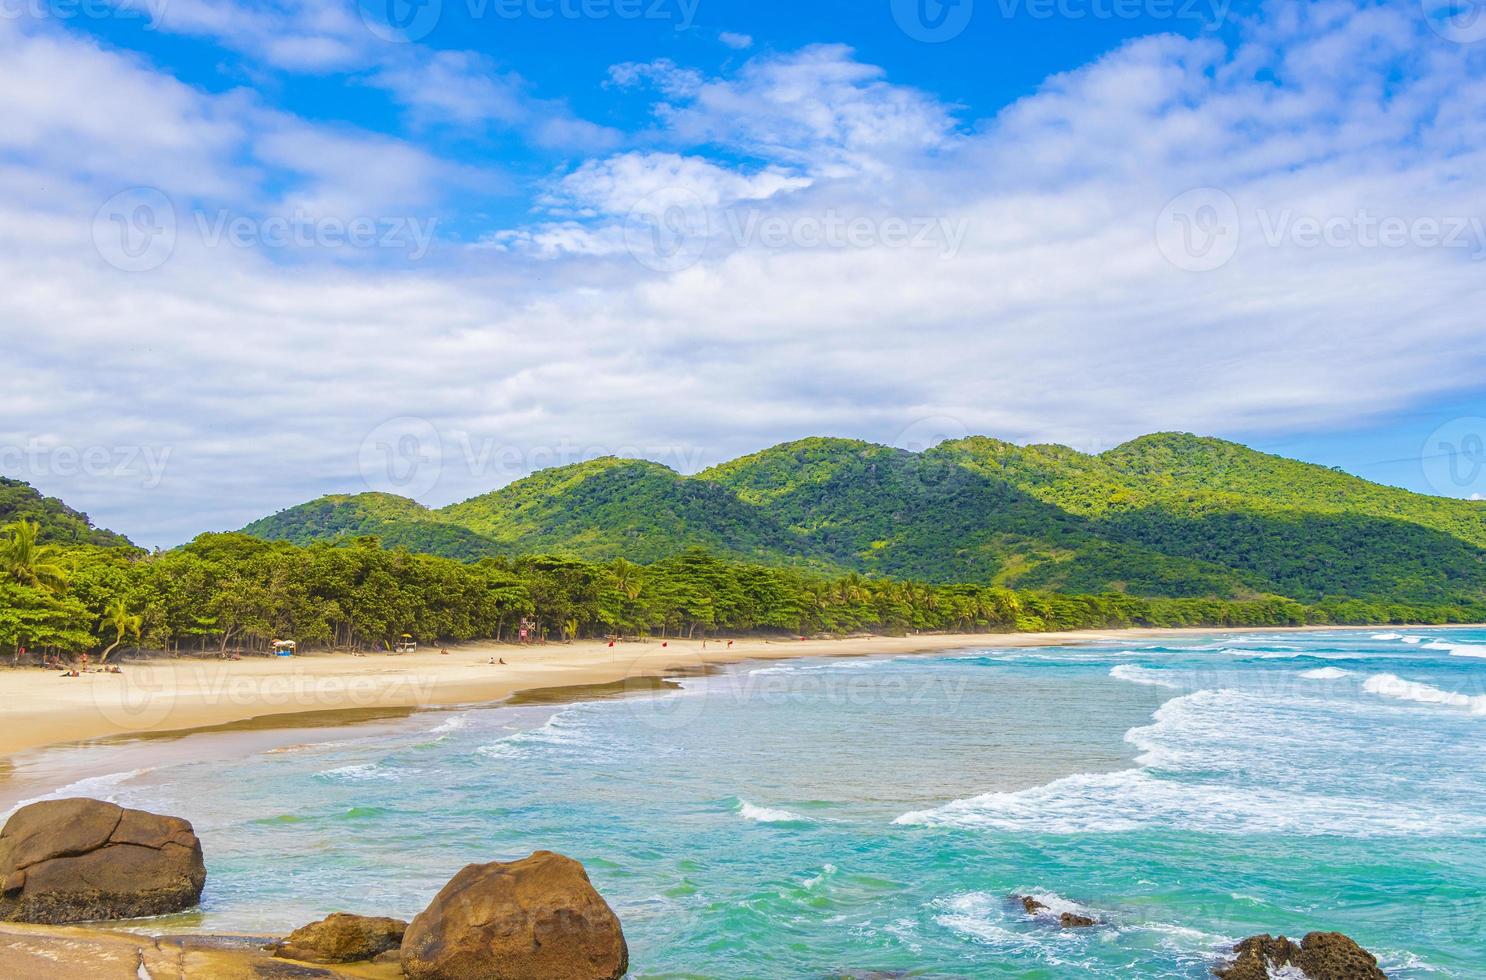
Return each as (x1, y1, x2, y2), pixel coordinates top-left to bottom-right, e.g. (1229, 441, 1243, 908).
(241, 433, 1486, 605)
(0, 478, 134, 548)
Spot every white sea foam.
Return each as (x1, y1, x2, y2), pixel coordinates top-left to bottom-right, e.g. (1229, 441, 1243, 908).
(1015, 889, 1098, 923)
(1252, 651, 1349, 660)
(2, 768, 151, 820)
(1300, 667, 1350, 680)
(1109, 664, 1182, 689)
(802, 863, 836, 889)
(1363, 673, 1486, 715)
(897, 686, 1483, 837)
(427, 713, 471, 735)
(932, 892, 1049, 950)
(895, 766, 1454, 837)
(475, 706, 604, 761)
(1422, 640, 1486, 659)
(1372, 632, 1404, 640)
(737, 800, 809, 824)
(317, 763, 404, 782)
(1402, 636, 1425, 644)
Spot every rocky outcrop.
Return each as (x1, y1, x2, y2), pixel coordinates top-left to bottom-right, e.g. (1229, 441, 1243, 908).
(270, 912, 408, 964)
(1016, 894, 1098, 928)
(401, 850, 628, 980)
(0, 923, 406, 979)
(1215, 931, 1387, 979)
(0, 798, 205, 923)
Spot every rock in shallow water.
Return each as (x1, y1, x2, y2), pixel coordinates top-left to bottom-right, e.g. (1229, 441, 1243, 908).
(1215, 931, 1387, 979)
(1015, 894, 1099, 928)
(0, 798, 205, 923)
(271, 912, 408, 964)
(401, 850, 628, 980)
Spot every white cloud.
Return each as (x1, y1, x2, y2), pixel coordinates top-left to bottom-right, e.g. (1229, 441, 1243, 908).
(614, 45, 959, 178)
(128, 0, 617, 150)
(372, 50, 623, 151)
(5, 0, 1486, 547)
(719, 31, 753, 49)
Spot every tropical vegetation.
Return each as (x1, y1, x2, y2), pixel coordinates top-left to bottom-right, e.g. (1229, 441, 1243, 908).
(5, 431, 1485, 660)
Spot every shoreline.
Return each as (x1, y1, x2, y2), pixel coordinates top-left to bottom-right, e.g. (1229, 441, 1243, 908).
(0, 623, 1448, 763)
(0, 623, 1419, 761)
(0, 623, 1447, 806)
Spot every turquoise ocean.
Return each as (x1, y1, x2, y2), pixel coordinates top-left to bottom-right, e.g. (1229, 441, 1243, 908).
(15, 629, 1486, 977)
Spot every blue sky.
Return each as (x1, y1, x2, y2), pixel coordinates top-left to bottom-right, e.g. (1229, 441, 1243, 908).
(3, 0, 1486, 545)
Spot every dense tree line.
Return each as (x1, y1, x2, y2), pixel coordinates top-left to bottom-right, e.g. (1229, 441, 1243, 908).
(3, 522, 1481, 661)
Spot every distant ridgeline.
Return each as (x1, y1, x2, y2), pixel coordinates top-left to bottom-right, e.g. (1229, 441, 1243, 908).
(0, 477, 134, 549)
(244, 433, 1486, 607)
(3, 434, 1485, 657)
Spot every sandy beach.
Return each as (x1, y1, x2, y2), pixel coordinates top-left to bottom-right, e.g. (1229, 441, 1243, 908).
(0, 632, 1049, 759)
(0, 624, 1415, 762)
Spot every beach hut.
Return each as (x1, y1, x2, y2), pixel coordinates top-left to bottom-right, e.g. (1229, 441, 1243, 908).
(272, 640, 296, 657)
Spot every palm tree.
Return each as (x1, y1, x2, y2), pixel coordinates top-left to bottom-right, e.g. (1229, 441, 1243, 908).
(0, 520, 69, 592)
(610, 558, 643, 600)
(99, 599, 142, 663)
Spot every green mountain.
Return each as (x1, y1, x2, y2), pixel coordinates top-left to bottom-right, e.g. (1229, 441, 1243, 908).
(239, 492, 499, 561)
(240, 433, 1486, 605)
(0, 477, 134, 548)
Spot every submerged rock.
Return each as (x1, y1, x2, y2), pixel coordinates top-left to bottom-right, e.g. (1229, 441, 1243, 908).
(0, 798, 205, 923)
(271, 912, 408, 964)
(401, 850, 628, 980)
(1215, 931, 1387, 979)
(1015, 894, 1099, 928)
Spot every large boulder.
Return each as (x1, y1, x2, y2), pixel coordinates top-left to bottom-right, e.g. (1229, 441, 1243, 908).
(1215, 931, 1387, 979)
(401, 850, 627, 980)
(271, 912, 408, 964)
(0, 798, 205, 923)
